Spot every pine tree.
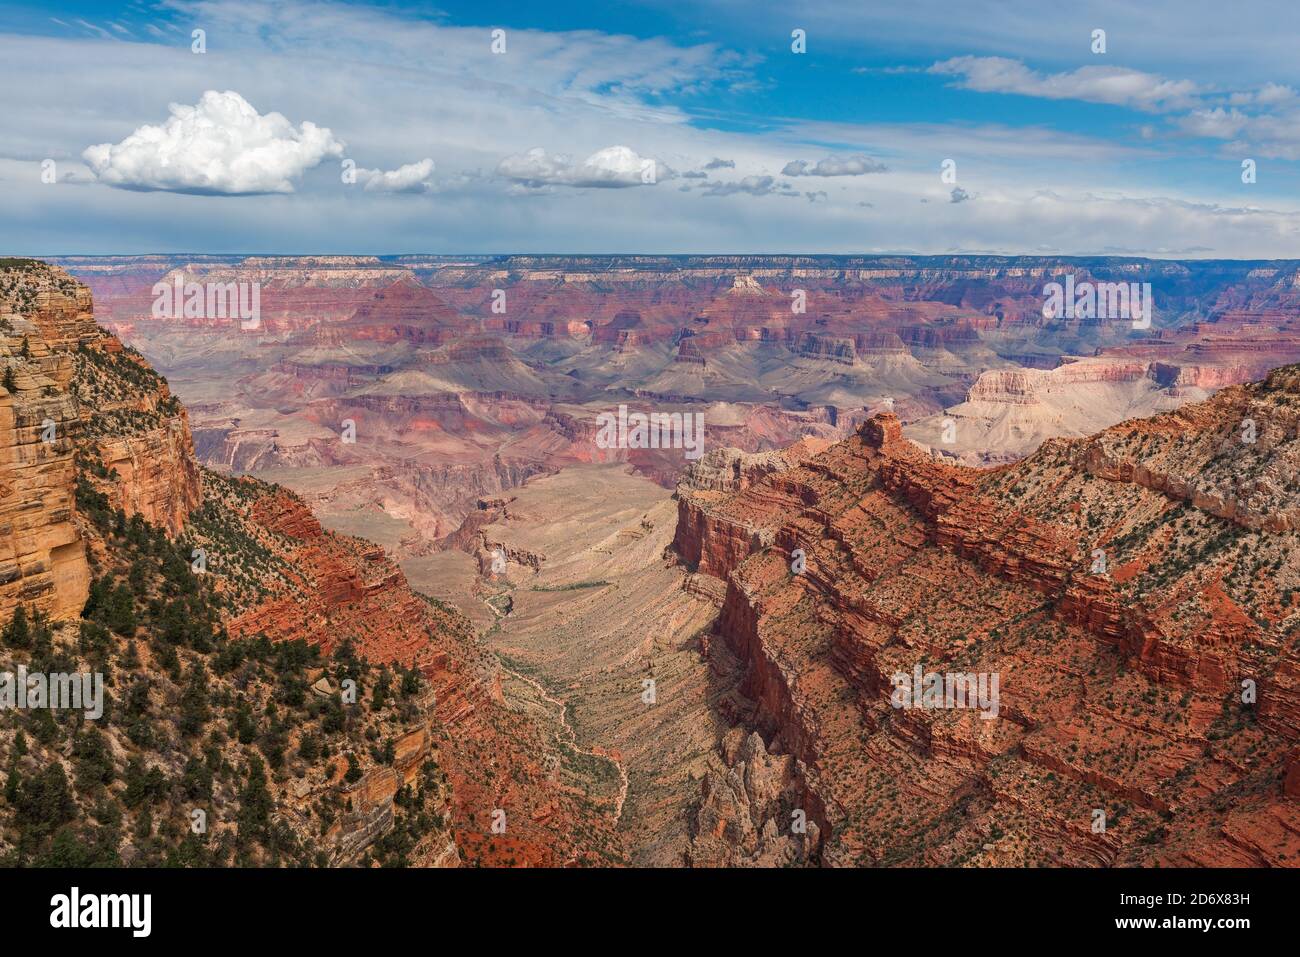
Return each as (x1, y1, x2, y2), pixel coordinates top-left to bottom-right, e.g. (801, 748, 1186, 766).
(372, 668, 391, 710)
(106, 583, 136, 636)
(120, 639, 141, 669)
(2, 604, 30, 648)
(14, 763, 77, 837)
(344, 751, 362, 784)
(401, 665, 421, 697)
(237, 756, 272, 841)
(178, 661, 210, 737)
(3, 760, 20, 804)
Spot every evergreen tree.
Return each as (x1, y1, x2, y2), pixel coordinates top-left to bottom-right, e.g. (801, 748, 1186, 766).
(344, 751, 362, 784)
(401, 665, 421, 697)
(179, 661, 211, 737)
(14, 763, 77, 839)
(2, 604, 30, 648)
(72, 727, 115, 790)
(106, 582, 137, 636)
(237, 756, 272, 842)
(3, 760, 20, 804)
(120, 639, 141, 669)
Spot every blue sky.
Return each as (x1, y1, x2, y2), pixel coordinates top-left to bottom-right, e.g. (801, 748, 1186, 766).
(3, 0, 1300, 256)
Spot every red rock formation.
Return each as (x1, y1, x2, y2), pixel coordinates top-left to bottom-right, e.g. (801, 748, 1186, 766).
(675, 385, 1300, 866)
(0, 265, 99, 621)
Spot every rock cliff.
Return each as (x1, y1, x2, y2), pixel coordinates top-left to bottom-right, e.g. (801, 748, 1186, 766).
(675, 383, 1300, 865)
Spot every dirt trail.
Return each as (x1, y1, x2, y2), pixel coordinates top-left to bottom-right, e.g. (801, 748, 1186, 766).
(497, 655, 631, 824)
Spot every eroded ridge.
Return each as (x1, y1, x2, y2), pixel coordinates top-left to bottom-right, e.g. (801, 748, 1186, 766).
(674, 381, 1300, 866)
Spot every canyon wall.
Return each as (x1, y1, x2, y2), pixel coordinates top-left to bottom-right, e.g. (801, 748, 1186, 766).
(674, 386, 1300, 865)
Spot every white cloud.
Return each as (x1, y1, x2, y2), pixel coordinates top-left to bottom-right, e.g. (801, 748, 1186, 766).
(496, 146, 670, 188)
(83, 90, 344, 194)
(1177, 104, 1300, 159)
(1180, 108, 1249, 139)
(782, 154, 888, 176)
(73, 19, 113, 40)
(930, 56, 1200, 112)
(356, 158, 436, 193)
(1254, 82, 1296, 105)
(10, 0, 1300, 256)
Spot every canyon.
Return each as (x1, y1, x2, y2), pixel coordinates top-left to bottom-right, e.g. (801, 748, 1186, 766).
(2, 255, 1297, 868)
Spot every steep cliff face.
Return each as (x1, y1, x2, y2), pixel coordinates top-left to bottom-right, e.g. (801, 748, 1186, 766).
(675, 382, 1300, 866)
(0, 262, 96, 621)
(0, 261, 206, 626)
(74, 343, 203, 537)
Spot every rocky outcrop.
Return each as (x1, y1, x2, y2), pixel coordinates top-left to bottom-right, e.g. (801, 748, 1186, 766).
(675, 385, 1300, 866)
(0, 264, 98, 621)
(671, 439, 831, 580)
(93, 408, 202, 537)
(687, 729, 821, 866)
(0, 378, 87, 621)
(330, 702, 447, 865)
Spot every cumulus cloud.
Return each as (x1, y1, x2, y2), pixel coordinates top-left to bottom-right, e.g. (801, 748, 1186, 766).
(1180, 108, 1249, 139)
(1229, 83, 1295, 107)
(950, 187, 974, 203)
(781, 154, 887, 176)
(703, 157, 735, 169)
(1177, 103, 1300, 159)
(496, 145, 671, 188)
(930, 56, 1200, 112)
(83, 90, 344, 194)
(354, 158, 436, 193)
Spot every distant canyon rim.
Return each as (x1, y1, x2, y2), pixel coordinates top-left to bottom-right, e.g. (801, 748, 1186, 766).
(54, 253, 1300, 558)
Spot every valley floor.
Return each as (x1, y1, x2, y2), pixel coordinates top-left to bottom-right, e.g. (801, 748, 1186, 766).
(405, 464, 733, 864)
